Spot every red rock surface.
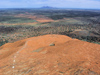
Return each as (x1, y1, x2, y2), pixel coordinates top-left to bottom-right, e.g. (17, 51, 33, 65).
(0, 34, 100, 75)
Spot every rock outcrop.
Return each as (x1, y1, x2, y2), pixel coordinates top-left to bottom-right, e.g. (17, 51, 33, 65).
(0, 34, 100, 75)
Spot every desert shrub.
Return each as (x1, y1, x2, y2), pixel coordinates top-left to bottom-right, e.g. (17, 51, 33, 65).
(0, 39, 8, 46)
(49, 43, 55, 46)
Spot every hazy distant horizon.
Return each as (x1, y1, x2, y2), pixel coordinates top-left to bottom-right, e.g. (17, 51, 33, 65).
(0, 7, 100, 10)
(0, 0, 100, 9)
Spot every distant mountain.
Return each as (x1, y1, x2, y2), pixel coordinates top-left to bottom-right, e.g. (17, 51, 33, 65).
(40, 6, 57, 9)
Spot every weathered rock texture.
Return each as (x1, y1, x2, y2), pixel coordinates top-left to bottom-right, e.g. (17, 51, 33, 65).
(0, 34, 100, 75)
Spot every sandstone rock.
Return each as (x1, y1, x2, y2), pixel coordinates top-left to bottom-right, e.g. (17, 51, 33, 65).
(0, 34, 100, 75)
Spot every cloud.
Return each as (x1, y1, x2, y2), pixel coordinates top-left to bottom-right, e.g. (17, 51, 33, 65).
(0, 0, 100, 9)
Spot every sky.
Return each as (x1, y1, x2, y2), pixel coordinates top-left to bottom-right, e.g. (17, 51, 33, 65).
(0, 0, 100, 9)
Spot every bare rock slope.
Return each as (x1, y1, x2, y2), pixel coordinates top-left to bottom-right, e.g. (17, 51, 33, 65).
(0, 34, 100, 75)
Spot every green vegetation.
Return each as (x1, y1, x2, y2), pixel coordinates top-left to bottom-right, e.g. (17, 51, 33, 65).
(0, 9, 100, 46)
(1, 18, 36, 24)
(0, 39, 8, 46)
(0, 16, 36, 24)
(48, 19, 87, 26)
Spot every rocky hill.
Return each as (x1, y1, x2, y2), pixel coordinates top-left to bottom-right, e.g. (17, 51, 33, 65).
(0, 34, 100, 75)
(41, 6, 56, 9)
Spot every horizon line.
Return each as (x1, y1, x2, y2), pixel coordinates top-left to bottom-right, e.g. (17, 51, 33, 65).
(0, 7, 100, 10)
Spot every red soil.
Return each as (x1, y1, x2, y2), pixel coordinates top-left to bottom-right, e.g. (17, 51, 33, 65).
(0, 34, 100, 75)
(15, 14, 54, 23)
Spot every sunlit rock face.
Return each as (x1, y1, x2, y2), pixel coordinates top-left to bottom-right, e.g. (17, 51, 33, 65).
(0, 34, 100, 75)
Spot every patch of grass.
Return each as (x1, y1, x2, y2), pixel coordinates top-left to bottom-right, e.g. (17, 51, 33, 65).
(0, 18, 36, 24)
(33, 47, 44, 52)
